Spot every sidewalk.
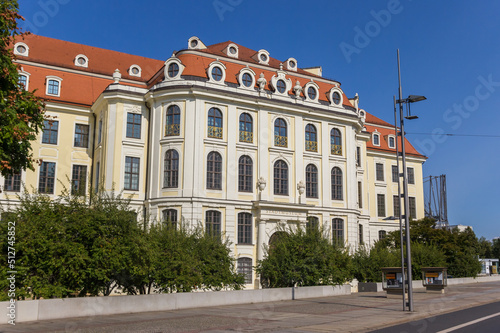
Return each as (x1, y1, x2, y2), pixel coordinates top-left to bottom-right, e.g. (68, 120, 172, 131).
(2, 281, 500, 332)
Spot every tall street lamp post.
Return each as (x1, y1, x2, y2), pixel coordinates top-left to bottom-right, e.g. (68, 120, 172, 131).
(395, 49, 426, 312)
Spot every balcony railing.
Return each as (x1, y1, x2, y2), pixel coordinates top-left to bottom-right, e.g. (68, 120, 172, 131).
(274, 135, 287, 147)
(331, 144, 342, 155)
(239, 131, 253, 143)
(305, 140, 317, 152)
(208, 126, 223, 139)
(165, 124, 180, 136)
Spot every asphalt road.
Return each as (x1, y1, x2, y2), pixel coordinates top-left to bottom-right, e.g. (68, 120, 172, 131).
(369, 301, 500, 333)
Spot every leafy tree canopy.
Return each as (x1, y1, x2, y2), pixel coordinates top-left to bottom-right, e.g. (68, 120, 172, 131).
(0, 0, 45, 176)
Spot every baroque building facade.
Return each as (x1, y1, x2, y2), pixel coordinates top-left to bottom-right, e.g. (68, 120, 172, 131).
(2, 35, 426, 288)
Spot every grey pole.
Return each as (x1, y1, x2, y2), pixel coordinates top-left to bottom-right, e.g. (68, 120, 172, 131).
(393, 95, 406, 311)
(397, 49, 414, 311)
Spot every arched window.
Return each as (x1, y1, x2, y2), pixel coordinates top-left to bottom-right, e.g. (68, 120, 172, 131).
(305, 164, 318, 198)
(237, 257, 253, 284)
(238, 155, 253, 192)
(332, 218, 344, 245)
(162, 209, 177, 229)
(379, 230, 387, 240)
(208, 107, 223, 139)
(239, 113, 253, 143)
(207, 152, 222, 190)
(331, 167, 343, 200)
(164, 149, 179, 188)
(274, 160, 288, 195)
(165, 105, 181, 136)
(274, 118, 287, 147)
(237, 212, 252, 244)
(206, 210, 221, 236)
(305, 124, 317, 152)
(307, 216, 319, 232)
(331, 128, 342, 155)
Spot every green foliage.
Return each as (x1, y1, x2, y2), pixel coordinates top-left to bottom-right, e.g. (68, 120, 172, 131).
(0, 0, 45, 176)
(384, 218, 482, 278)
(352, 241, 400, 283)
(256, 225, 352, 288)
(0, 189, 243, 300)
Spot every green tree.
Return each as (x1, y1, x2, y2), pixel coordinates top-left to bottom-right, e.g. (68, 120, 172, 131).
(384, 218, 482, 278)
(256, 225, 352, 288)
(0, 0, 45, 176)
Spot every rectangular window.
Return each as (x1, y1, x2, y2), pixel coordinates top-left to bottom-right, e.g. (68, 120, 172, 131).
(356, 146, 361, 167)
(392, 165, 399, 183)
(4, 171, 21, 192)
(407, 167, 415, 184)
(409, 197, 417, 219)
(98, 120, 102, 144)
(377, 194, 385, 217)
(238, 258, 253, 284)
(237, 213, 252, 244)
(47, 79, 59, 95)
(358, 181, 362, 209)
(74, 124, 89, 148)
(42, 120, 59, 145)
(393, 195, 400, 218)
(124, 157, 140, 191)
(39, 162, 56, 194)
(126, 113, 141, 139)
(332, 218, 344, 245)
(359, 224, 363, 245)
(71, 165, 87, 195)
(376, 163, 384, 181)
(95, 161, 100, 193)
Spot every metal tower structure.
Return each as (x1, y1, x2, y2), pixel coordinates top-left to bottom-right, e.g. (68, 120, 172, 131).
(424, 175, 448, 227)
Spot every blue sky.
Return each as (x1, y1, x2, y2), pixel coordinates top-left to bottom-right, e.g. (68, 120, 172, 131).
(18, 0, 500, 239)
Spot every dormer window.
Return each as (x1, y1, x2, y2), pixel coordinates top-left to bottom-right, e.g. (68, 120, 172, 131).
(329, 88, 343, 106)
(270, 72, 291, 96)
(388, 135, 396, 148)
(255, 49, 270, 65)
(373, 132, 380, 146)
(276, 80, 286, 93)
(286, 58, 298, 72)
(168, 63, 179, 77)
(74, 54, 88, 68)
(212, 67, 223, 81)
(14, 42, 29, 57)
(188, 36, 207, 50)
(46, 76, 62, 97)
(304, 81, 320, 102)
(129, 65, 141, 77)
(207, 61, 226, 85)
(224, 43, 239, 58)
(238, 67, 256, 90)
(164, 58, 184, 80)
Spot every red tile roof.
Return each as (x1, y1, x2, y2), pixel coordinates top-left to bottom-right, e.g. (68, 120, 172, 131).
(364, 123, 425, 158)
(13, 34, 165, 82)
(178, 43, 355, 108)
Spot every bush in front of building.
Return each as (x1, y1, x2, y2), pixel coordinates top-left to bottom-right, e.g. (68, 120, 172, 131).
(256, 225, 352, 288)
(0, 189, 244, 300)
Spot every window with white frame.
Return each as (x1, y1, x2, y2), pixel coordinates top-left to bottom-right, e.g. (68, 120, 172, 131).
(46, 77, 62, 96)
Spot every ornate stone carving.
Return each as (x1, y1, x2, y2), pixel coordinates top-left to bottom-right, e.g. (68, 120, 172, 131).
(257, 73, 267, 91)
(257, 177, 266, 191)
(293, 80, 302, 98)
